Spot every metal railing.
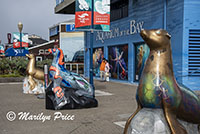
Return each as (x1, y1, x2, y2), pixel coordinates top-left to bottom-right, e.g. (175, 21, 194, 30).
(64, 63, 84, 74)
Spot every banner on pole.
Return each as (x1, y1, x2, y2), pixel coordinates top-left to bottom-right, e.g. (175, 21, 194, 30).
(94, 0, 110, 31)
(0, 44, 5, 56)
(13, 32, 29, 48)
(75, 0, 92, 30)
(75, 0, 110, 31)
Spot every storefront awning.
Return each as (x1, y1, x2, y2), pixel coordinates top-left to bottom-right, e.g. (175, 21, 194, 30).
(55, 0, 75, 14)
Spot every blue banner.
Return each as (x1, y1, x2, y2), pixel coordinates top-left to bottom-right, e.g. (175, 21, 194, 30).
(5, 48, 29, 57)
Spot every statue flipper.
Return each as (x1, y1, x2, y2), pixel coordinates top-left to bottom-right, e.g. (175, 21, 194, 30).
(123, 101, 142, 134)
(163, 105, 187, 134)
(28, 75, 36, 90)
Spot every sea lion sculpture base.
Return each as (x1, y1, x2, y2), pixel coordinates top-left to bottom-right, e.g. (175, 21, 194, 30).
(23, 76, 44, 94)
(124, 29, 200, 134)
(127, 108, 199, 134)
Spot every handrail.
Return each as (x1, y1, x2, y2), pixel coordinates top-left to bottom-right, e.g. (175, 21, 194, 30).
(64, 63, 84, 74)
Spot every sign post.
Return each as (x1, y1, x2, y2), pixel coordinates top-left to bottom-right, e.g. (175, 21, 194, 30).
(89, 0, 94, 96)
(75, 0, 110, 97)
(5, 32, 29, 57)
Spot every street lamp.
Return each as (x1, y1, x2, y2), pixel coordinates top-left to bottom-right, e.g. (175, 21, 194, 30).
(18, 22, 23, 49)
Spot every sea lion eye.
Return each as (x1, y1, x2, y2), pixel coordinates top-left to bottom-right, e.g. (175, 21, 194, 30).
(156, 31, 161, 35)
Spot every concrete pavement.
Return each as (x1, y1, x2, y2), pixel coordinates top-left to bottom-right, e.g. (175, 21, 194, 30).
(0, 80, 138, 134)
(0, 80, 199, 134)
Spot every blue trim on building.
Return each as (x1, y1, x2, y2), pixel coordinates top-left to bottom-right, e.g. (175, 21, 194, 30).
(182, 0, 200, 90)
(128, 43, 134, 83)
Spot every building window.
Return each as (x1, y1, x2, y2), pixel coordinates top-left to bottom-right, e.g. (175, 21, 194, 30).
(134, 43, 150, 81)
(108, 44, 128, 80)
(36, 56, 42, 61)
(188, 29, 200, 76)
(110, 0, 128, 21)
(93, 47, 104, 77)
(49, 26, 59, 37)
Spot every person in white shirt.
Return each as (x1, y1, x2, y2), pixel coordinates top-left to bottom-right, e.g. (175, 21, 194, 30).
(104, 59, 110, 81)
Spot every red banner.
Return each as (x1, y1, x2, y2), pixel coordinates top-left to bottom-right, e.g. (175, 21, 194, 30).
(13, 42, 29, 48)
(0, 50, 4, 53)
(75, 11, 92, 28)
(75, 0, 110, 31)
(94, 12, 110, 25)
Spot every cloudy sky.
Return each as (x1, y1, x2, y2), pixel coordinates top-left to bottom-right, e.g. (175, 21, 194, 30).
(0, 0, 75, 44)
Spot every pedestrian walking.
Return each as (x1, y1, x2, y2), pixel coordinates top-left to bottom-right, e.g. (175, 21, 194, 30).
(104, 59, 110, 82)
(100, 58, 106, 81)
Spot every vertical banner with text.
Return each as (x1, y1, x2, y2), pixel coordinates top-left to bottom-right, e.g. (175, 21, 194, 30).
(75, 0, 92, 30)
(13, 32, 29, 48)
(75, 0, 110, 31)
(94, 0, 110, 31)
(0, 44, 5, 56)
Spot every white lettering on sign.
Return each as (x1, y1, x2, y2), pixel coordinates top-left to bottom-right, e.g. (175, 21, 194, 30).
(38, 49, 50, 55)
(14, 49, 24, 55)
(96, 20, 144, 43)
(130, 20, 144, 34)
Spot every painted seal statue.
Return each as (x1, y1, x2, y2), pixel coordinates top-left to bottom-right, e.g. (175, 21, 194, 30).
(124, 29, 200, 134)
(46, 47, 98, 110)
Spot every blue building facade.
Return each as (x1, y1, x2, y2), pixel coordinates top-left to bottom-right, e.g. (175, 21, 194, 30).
(84, 0, 200, 90)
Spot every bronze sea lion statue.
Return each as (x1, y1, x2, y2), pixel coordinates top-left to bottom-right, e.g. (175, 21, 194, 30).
(26, 54, 44, 90)
(124, 29, 200, 134)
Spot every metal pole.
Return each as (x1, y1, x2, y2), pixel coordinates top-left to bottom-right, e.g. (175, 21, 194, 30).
(70, 64, 72, 71)
(89, 31, 94, 85)
(76, 64, 79, 74)
(18, 22, 23, 52)
(89, 0, 95, 97)
(20, 32, 22, 50)
(44, 64, 49, 88)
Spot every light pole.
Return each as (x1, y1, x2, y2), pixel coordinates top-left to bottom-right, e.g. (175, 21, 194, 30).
(18, 22, 23, 49)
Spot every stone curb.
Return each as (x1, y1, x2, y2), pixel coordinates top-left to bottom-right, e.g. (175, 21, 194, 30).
(0, 77, 24, 83)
